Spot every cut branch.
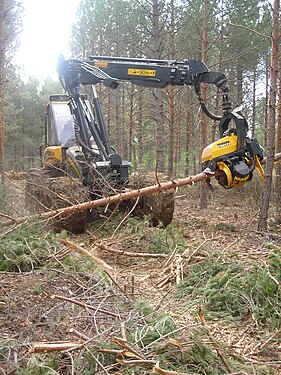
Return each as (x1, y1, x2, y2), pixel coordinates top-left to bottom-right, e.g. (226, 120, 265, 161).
(110, 336, 145, 360)
(93, 240, 167, 258)
(29, 342, 81, 354)
(198, 306, 233, 373)
(59, 239, 113, 271)
(153, 363, 193, 374)
(50, 294, 120, 318)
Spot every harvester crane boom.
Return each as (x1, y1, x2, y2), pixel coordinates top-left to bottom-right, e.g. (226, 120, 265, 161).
(56, 56, 264, 190)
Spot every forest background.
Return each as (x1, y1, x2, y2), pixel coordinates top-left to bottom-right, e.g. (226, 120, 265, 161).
(0, 0, 280, 222)
(0, 1, 280, 373)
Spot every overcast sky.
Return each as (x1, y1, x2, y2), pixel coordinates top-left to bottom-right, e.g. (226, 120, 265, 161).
(14, 0, 80, 81)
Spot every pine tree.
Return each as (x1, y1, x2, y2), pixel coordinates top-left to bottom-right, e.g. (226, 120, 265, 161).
(258, 0, 280, 230)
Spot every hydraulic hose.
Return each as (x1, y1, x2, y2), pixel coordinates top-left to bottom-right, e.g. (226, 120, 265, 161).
(194, 85, 222, 121)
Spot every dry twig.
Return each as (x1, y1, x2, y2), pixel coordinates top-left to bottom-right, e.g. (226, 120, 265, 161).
(29, 342, 81, 354)
(153, 362, 193, 374)
(198, 306, 233, 373)
(110, 336, 145, 360)
(93, 239, 168, 258)
(59, 239, 113, 271)
(50, 294, 120, 318)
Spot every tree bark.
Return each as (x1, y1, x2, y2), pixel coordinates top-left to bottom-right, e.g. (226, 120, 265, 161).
(185, 109, 192, 176)
(121, 85, 126, 156)
(0, 0, 4, 183)
(252, 67, 256, 137)
(264, 64, 269, 147)
(258, 0, 279, 230)
(236, 64, 243, 106)
(106, 91, 111, 139)
(128, 83, 134, 162)
(199, 0, 209, 209)
(152, 0, 165, 172)
(137, 87, 144, 167)
(115, 88, 121, 154)
(276, 41, 281, 220)
(168, 0, 175, 177)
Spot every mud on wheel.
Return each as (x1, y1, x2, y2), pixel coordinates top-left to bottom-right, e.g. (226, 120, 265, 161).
(25, 168, 90, 233)
(129, 172, 175, 227)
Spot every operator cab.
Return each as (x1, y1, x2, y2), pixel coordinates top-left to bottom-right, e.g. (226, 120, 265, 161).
(45, 95, 75, 146)
(44, 95, 101, 177)
(45, 95, 99, 153)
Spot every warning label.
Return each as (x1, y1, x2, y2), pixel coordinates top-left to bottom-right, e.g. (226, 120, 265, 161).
(127, 68, 156, 77)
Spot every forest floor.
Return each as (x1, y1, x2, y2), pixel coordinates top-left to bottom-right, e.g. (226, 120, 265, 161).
(0, 175, 280, 374)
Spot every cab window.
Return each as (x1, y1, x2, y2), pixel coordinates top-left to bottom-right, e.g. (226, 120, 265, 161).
(52, 103, 75, 143)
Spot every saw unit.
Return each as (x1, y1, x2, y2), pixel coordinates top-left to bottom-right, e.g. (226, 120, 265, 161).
(201, 107, 264, 189)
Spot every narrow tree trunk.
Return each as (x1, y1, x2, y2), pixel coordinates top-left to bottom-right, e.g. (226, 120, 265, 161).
(106, 92, 111, 139)
(199, 0, 209, 209)
(115, 89, 121, 154)
(137, 88, 143, 167)
(236, 64, 243, 106)
(185, 109, 192, 176)
(264, 64, 269, 147)
(154, 89, 165, 172)
(152, 0, 165, 172)
(258, 0, 279, 230)
(276, 44, 281, 220)
(174, 115, 180, 176)
(212, 0, 224, 142)
(0, 0, 4, 182)
(168, 0, 175, 177)
(128, 84, 134, 162)
(212, 89, 220, 142)
(168, 86, 175, 176)
(252, 68, 256, 137)
(121, 85, 126, 157)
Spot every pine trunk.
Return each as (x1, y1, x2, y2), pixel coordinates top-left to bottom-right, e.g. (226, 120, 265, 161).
(168, 85, 175, 176)
(106, 92, 111, 139)
(199, 0, 209, 209)
(258, 0, 279, 230)
(185, 109, 192, 176)
(264, 64, 269, 147)
(252, 68, 256, 137)
(276, 45, 281, 220)
(0, 0, 4, 183)
(236, 65, 243, 106)
(115, 89, 121, 154)
(137, 88, 143, 167)
(128, 84, 134, 162)
(168, 0, 175, 177)
(121, 85, 126, 156)
(152, 0, 165, 173)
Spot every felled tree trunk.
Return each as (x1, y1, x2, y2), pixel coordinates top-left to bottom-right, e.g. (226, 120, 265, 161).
(2, 153, 281, 229)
